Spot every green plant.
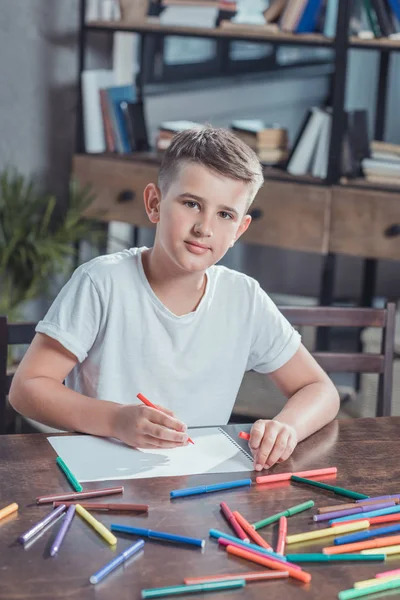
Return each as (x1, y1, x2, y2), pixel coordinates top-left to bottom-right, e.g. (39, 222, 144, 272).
(0, 168, 105, 318)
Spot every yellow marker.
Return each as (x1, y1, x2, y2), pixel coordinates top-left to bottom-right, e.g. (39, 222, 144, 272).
(361, 544, 400, 556)
(286, 520, 369, 545)
(354, 575, 400, 589)
(75, 503, 117, 546)
(0, 502, 18, 521)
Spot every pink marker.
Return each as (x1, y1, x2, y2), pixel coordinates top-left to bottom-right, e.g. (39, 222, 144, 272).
(376, 568, 400, 579)
(220, 502, 249, 542)
(276, 516, 287, 555)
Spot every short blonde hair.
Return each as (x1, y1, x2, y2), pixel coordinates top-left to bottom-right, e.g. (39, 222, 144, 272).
(158, 126, 264, 207)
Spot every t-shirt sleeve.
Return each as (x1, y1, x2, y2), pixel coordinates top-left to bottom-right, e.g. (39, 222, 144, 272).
(35, 266, 103, 363)
(247, 284, 301, 374)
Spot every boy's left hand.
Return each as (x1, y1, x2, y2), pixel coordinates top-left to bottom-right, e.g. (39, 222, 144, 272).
(249, 419, 298, 471)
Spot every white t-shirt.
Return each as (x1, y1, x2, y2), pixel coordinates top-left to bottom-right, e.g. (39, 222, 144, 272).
(36, 247, 301, 426)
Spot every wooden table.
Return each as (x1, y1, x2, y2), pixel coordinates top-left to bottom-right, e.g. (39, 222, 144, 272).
(1, 418, 400, 599)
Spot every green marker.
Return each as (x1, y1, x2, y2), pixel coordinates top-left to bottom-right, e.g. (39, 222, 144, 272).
(141, 579, 246, 598)
(253, 500, 314, 530)
(338, 578, 400, 600)
(291, 475, 369, 500)
(56, 457, 83, 492)
(286, 553, 385, 563)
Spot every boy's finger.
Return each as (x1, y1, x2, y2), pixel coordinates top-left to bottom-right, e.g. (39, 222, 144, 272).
(139, 435, 189, 449)
(278, 434, 297, 463)
(249, 420, 266, 452)
(254, 422, 280, 470)
(145, 406, 186, 432)
(264, 430, 290, 468)
(154, 404, 175, 417)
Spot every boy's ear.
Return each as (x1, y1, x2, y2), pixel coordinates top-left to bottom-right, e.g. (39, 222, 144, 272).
(143, 183, 161, 224)
(233, 214, 252, 244)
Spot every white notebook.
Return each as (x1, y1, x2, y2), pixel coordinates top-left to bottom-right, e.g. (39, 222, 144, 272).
(47, 427, 254, 483)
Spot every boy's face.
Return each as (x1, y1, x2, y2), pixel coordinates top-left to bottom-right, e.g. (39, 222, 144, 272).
(144, 162, 252, 273)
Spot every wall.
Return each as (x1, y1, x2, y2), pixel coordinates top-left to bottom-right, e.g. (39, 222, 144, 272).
(0, 1, 399, 305)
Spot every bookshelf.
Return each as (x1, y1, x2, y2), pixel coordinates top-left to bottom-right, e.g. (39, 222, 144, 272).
(73, 0, 400, 350)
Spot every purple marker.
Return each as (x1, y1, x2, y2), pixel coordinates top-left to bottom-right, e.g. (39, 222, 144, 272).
(18, 504, 66, 544)
(313, 502, 396, 522)
(356, 495, 400, 503)
(50, 505, 76, 556)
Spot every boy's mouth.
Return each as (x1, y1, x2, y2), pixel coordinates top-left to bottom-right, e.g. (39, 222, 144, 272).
(184, 240, 210, 254)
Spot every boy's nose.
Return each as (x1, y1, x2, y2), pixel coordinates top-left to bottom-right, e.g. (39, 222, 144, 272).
(193, 221, 212, 237)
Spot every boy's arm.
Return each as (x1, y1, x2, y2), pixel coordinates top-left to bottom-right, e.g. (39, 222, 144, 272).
(9, 333, 188, 448)
(249, 344, 340, 470)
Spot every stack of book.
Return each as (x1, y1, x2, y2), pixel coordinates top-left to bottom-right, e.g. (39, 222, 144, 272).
(159, 0, 236, 27)
(286, 107, 332, 178)
(361, 0, 400, 38)
(361, 141, 400, 186)
(156, 121, 204, 151)
(230, 120, 288, 165)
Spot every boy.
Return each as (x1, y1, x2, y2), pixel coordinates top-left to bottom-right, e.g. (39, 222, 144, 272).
(10, 127, 339, 471)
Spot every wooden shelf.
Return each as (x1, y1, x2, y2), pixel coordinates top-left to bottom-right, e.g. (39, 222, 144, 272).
(349, 35, 400, 51)
(340, 177, 400, 195)
(85, 18, 333, 47)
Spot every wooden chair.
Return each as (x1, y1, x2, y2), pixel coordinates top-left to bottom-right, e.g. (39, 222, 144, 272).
(0, 316, 37, 434)
(233, 303, 397, 420)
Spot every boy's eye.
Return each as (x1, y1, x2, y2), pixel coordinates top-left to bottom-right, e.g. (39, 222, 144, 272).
(219, 211, 233, 220)
(184, 201, 200, 209)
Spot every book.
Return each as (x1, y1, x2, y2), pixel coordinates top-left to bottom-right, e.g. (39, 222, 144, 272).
(104, 84, 137, 153)
(323, 0, 339, 37)
(371, 140, 400, 155)
(264, 0, 287, 23)
(258, 148, 288, 164)
(120, 100, 150, 152)
(82, 69, 115, 153)
(362, 0, 383, 36)
(160, 2, 219, 27)
(230, 120, 288, 149)
(311, 109, 332, 179)
(295, 0, 325, 33)
(47, 427, 254, 482)
(287, 107, 326, 175)
(371, 0, 397, 35)
(387, 0, 400, 21)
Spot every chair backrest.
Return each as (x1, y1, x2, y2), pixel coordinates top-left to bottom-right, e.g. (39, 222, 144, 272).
(279, 303, 396, 417)
(0, 316, 37, 434)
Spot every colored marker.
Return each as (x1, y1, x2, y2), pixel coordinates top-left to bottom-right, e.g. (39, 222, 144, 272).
(338, 578, 400, 600)
(76, 504, 117, 545)
(256, 467, 337, 484)
(285, 519, 370, 544)
(291, 475, 369, 500)
(356, 494, 400, 503)
(225, 545, 312, 584)
(377, 568, 400, 578)
(18, 504, 66, 544)
(0, 502, 18, 522)
(90, 539, 145, 584)
(53, 501, 149, 512)
(217, 537, 300, 570)
(334, 523, 400, 545)
(314, 502, 395, 522)
(330, 505, 400, 525)
(209, 529, 288, 562)
(220, 502, 249, 542)
(184, 571, 289, 585)
(239, 431, 250, 440)
(111, 524, 204, 548)
(50, 505, 76, 556)
(56, 457, 83, 492)
(141, 579, 246, 598)
(276, 516, 287, 555)
(323, 534, 400, 555)
(253, 500, 314, 529)
(137, 393, 194, 444)
(286, 553, 385, 563)
(332, 513, 400, 528)
(354, 575, 400, 589)
(318, 499, 397, 514)
(232, 510, 273, 550)
(36, 486, 123, 504)
(361, 543, 400, 555)
(170, 479, 251, 499)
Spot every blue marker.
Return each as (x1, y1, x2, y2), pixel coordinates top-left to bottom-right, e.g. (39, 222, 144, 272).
(170, 478, 252, 499)
(110, 525, 205, 548)
(329, 505, 400, 525)
(209, 529, 287, 561)
(334, 523, 400, 545)
(90, 539, 145, 584)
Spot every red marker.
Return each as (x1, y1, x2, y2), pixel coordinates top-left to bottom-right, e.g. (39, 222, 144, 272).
(239, 431, 250, 441)
(137, 393, 194, 444)
(220, 502, 249, 542)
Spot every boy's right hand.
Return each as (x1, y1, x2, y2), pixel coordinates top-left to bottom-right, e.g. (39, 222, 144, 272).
(112, 404, 189, 449)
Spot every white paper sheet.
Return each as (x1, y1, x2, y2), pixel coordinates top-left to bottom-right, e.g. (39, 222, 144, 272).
(47, 427, 254, 482)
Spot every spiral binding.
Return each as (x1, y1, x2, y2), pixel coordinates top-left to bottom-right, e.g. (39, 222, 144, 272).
(218, 428, 253, 464)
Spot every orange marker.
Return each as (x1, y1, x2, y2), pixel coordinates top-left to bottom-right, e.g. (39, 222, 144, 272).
(225, 544, 311, 583)
(332, 513, 400, 527)
(232, 510, 273, 550)
(0, 502, 18, 521)
(276, 516, 287, 555)
(323, 534, 400, 555)
(256, 467, 337, 484)
(137, 393, 194, 444)
(184, 571, 289, 585)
